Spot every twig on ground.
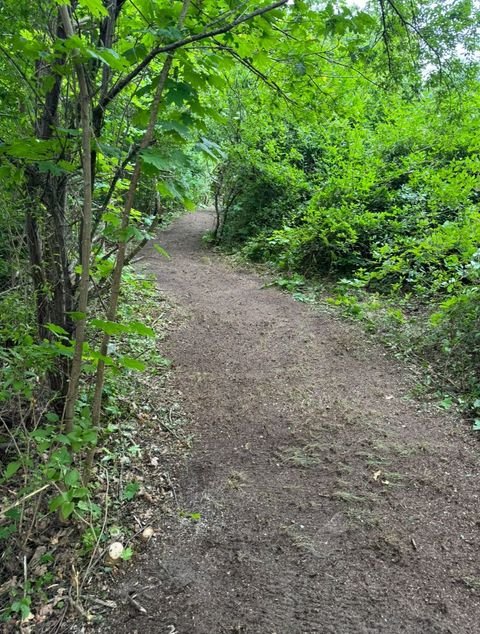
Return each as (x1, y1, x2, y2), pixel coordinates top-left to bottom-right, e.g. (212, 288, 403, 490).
(68, 596, 92, 620)
(0, 484, 51, 518)
(166, 471, 179, 508)
(80, 468, 110, 592)
(127, 592, 148, 614)
(86, 595, 118, 609)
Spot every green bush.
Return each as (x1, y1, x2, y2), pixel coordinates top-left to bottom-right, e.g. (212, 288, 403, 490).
(213, 82, 480, 403)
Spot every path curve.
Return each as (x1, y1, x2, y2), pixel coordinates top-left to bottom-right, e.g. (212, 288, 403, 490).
(103, 211, 480, 633)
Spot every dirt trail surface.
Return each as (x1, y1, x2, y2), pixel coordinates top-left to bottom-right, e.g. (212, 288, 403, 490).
(101, 211, 480, 634)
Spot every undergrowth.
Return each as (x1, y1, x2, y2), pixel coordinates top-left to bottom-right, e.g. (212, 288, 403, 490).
(0, 272, 182, 629)
(211, 83, 480, 423)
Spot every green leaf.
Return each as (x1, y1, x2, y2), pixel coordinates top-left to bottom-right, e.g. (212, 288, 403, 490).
(120, 546, 134, 561)
(38, 160, 75, 175)
(102, 211, 122, 227)
(123, 44, 148, 64)
(157, 119, 191, 140)
(157, 179, 181, 200)
(165, 80, 197, 106)
(140, 148, 171, 171)
(91, 319, 126, 336)
(439, 396, 453, 410)
(71, 486, 89, 499)
(60, 500, 75, 520)
(46, 323, 69, 336)
(49, 493, 67, 512)
(183, 198, 197, 212)
(122, 481, 140, 500)
(128, 321, 155, 337)
(153, 244, 171, 259)
(82, 429, 98, 444)
(0, 524, 16, 540)
(79, 0, 108, 17)
(117, 356, 146, 371)
(91, 318, 154, 337)
(64, 469, 80, 487)
(89, 47, 128, 71)
(195, 137, 225, 161)
(4, 461, 21, 480)
(3, 138, 58, 161)
(472, 419, 480, 431)
(67, 311, 86, 322)
(11, 597, 31, 620)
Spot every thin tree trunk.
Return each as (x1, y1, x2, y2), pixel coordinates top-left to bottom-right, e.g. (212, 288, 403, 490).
(25, 15, 73, 396)
(25, 211, 48, 340)
(124, 186, 164, 266)
(85, 0, 191, 478)
(59, 4, 94, 434)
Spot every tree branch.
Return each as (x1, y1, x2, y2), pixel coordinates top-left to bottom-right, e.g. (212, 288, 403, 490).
(95, 0, 288, 115)
(212, 40, 296, 105)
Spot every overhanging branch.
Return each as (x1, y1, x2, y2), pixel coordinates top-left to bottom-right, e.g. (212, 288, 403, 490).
(95, 0, 288, 116)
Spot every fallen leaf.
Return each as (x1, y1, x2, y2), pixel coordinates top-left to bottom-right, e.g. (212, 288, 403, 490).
(38, 603, 54, 618)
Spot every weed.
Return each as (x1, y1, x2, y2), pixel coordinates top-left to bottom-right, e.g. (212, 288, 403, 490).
(278, 444, 322, 468)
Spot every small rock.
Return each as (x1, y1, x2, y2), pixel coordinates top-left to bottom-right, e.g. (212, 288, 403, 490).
(105, 542, 124, 565)
(141, 527, 155, 542)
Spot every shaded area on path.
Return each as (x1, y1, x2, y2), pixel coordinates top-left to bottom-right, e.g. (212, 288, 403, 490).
(102, 211, 480, 634)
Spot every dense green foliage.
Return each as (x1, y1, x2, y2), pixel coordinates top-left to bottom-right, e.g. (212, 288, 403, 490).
(210, 2, 480, 406)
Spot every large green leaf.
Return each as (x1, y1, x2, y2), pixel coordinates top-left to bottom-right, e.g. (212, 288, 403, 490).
(140, 148, 171, 171)
(91, 319, 155, 337)
(117, 356, 146, 371)
(78, 0, 109, 18)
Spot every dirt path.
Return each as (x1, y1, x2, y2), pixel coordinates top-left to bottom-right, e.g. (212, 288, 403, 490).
(102, 211, 480, 634)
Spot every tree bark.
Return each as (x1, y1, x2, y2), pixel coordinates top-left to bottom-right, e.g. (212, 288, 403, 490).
(58, 4, 94, 433)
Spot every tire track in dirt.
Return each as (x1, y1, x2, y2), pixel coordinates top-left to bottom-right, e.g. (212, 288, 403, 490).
(101, 211, 480, 634)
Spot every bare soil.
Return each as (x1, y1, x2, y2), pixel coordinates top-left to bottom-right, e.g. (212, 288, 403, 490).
(100, 211, 480, 634)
